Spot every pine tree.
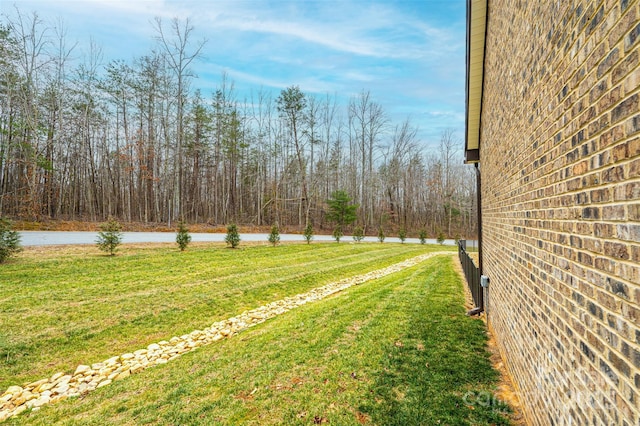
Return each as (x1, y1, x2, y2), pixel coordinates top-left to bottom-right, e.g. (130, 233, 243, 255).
(0, 218, 22, 263)
(96, 217, 123, 256)
(326, 190, 358, 230)
(225, 224, 241, 248)
(268, 224, 281, 246)
(303, 222, 313, 244)
(176, 221, 192, 251)
(377, 226, 385, 243)
(437, 230, 446, 245)
(419, 229, 427, 245)
(353, 225, 364, 243)
(398, 228, 407, 243)
(332, 225, 343, 243)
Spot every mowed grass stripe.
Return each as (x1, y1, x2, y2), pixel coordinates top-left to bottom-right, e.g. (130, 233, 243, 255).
(10, 255, 510, 425)
(3, 244, 431, 335)
(0, 243, 452, 390)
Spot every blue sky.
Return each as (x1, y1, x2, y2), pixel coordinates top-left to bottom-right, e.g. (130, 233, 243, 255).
(2, 0, 466, 149)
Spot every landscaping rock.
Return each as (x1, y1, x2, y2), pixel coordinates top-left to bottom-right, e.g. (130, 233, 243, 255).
(96, 380, 111, 389)
(11, 405, 26, 417)
(114, 370, 131, 381)
(4, 386, 23, 396)
(74, 365, 91, 376)
(53, 383, 70, 395)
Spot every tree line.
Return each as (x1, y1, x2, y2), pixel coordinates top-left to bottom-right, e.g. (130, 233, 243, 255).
(0, 9, 477, 237)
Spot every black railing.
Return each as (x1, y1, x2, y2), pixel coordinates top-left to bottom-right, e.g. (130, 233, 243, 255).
(458, 240, 483, 310)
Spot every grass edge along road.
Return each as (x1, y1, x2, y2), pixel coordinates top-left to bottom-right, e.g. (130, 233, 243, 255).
(3, 248, 511, 425)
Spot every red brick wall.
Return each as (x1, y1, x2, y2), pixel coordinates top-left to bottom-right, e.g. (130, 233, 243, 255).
(479, 1, 639, 424)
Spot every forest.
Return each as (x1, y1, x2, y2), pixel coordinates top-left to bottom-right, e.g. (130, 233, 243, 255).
(0, 9, 477, 237)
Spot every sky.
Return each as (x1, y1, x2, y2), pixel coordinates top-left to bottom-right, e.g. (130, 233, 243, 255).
(1, 0, 467, 150)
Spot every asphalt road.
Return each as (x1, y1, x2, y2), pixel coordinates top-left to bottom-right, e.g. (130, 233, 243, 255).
(18, 231, 456, 247)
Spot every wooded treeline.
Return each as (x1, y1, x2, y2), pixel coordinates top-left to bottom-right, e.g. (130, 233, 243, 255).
(0, 10, 477, 237)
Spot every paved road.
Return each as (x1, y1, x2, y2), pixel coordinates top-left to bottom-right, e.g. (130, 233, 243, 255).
(18, 231, 456, 247)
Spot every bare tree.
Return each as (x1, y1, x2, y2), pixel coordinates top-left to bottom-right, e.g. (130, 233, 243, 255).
(439, 129, 459, 236)
(277, 85, 309, 226)
(381, 118, 418, 227)
(348, 90, 387, 228)
(153, 17, 206, 225)
(7, 8, 51, 218)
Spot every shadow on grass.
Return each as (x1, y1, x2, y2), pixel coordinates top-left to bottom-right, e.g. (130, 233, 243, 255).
(359, 261, 511, 425)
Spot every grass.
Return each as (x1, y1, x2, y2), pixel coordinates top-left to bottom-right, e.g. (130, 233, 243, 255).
(0, 242, 453, 390)
(1, 243, 511, 425)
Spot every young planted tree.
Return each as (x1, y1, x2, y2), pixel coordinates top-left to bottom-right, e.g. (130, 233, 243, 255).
(353, 225, 364, 243)
(377, 227, 385, 243)
(398, 228, 407, 243)
(268, 224, 281, 246)
(437, 230, 446, 245)
(96, 217, 123, 256)
(326, 190, 358, 233)
(419, 229, 427, 245)
(0, 219, 22, 263)
(176, 221, 192, 251)
(332, 226, 343, 243)
(303, 222, 313, 244)
(225, 223, 241, 248)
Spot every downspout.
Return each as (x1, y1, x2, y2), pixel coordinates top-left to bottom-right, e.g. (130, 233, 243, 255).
(475, 162, 482, 277)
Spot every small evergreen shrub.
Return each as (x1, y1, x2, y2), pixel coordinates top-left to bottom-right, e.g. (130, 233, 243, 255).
(353, 225, 364, 243)
(225, 223, 241, 248)
(0, 218, 22, 263)
(303, 222, 313, 244)
(332, 225, 343, 243)
(419, 229, 427, 245)
(377, 227, 385, 243)
(96, 216, 123, 256)
(437, 230, 446, 245)
(398, 228, 407, 243)
(176, 221, 192, 251)
(268, 224, 281, 246)
(326, 190, 358, 229)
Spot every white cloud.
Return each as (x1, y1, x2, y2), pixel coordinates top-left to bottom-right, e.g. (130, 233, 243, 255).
(192, 1, 457, 60)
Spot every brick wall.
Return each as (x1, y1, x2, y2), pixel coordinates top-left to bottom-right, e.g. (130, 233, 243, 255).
(479, 1, 639, 424)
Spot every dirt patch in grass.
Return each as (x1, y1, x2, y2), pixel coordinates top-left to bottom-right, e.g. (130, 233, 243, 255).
(453, 257, 527, 426)
(486, 330, 527, 425)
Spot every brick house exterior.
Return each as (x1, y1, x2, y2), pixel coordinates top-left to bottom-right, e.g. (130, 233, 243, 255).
(465, 1, 639, 425)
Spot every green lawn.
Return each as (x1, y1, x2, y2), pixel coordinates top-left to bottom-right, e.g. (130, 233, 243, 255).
(1, 243, 510, 425)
